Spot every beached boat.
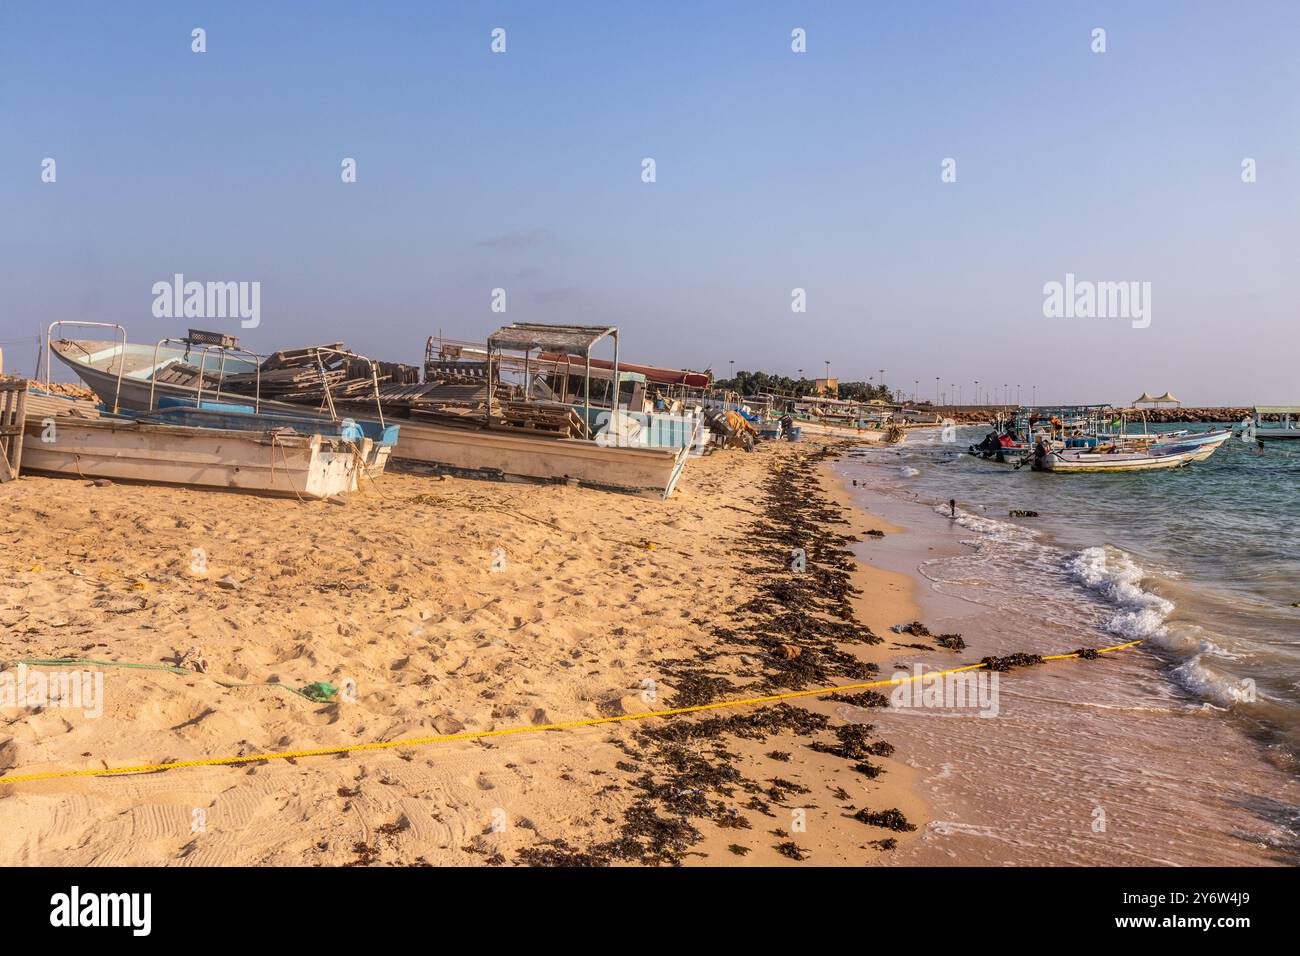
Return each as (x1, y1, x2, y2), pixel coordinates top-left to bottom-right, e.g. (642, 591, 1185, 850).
(21, 394, 361, 499)
(1241, 406, 1300, 442)
(1034, 430, 1231, 473)
(48, 327, 270, 414)
(50, 324, 692, 498)
(793, 419, 893, 442)
(47, 327, 398, 477)
(111, 400, 399, 476)
(393, 417, 691, 497)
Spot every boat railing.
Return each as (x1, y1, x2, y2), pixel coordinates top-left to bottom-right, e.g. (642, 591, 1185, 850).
(147, 337, 267, 414)
(303, 345, 387, 429)
(46, 321, 128, 414)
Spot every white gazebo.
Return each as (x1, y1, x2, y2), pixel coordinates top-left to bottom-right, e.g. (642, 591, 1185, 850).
(1132, 391, 1179, 407)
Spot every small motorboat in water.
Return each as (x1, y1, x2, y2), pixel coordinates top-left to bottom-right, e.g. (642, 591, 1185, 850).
(1032, 429, 1231, 473)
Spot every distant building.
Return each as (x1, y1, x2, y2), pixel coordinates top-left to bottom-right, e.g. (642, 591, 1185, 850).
(813, 377, 839, 397)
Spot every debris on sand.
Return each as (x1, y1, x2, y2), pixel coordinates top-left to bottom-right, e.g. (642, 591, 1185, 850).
(516, 446, 900, 867)
(979, 653, 1044, 672)
(775, 841, 808, 860)
(822, 689, 890, 709)
(853, 808, 917, 832)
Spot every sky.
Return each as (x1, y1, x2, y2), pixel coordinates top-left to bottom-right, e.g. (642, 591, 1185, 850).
(2, 1, 1297, 405)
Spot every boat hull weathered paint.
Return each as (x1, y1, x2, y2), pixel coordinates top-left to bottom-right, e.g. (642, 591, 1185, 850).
(21, 417, 360, 499)
(1040, 431, 1230, 473)
(393, 419, 691, 498)
(113, 404, 397, 477)
(794, 421, 892, 442)
(54, 336, 692, 497)
(51, 339, 311, 415)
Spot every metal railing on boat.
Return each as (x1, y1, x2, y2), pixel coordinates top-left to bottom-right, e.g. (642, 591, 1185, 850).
(147, 336, 266, 413)
(45, 321, 128, 414)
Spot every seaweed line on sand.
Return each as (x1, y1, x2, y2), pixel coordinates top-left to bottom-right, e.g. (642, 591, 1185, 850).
(518, 444, 916, 867)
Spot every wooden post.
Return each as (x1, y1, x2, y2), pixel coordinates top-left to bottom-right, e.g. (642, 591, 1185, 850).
(0, 376, 27, 481)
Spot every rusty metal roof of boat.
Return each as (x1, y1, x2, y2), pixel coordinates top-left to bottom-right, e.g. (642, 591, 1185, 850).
(487, 323, 617, 355)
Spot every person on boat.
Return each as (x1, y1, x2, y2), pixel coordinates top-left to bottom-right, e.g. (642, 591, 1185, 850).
(1032, 438, 1051, 470)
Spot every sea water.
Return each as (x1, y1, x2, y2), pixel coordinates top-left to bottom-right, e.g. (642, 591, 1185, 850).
(837, 424, 1300, 864)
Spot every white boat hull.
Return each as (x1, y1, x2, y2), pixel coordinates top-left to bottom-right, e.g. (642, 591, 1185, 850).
(21, 417, 360, 499)
(794, 421, 892, 442)
(1041, 431, 1230, 473)
(393, 420, 690, 498)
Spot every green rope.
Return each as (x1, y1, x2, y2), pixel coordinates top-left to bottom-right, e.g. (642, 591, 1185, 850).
(3, 657, 188, 675)
(2, 659, 338, 702)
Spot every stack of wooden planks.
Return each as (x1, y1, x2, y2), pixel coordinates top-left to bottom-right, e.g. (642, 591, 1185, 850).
(424, 359, 489, 384)
(497, 400, 586, 438)
(222, 345, 421, 404)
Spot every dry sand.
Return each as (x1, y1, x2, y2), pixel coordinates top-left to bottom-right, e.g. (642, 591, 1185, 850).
(0, 440, 928, 866)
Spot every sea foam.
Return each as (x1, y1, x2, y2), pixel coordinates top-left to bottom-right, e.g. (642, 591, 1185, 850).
(1067, 546, 1174, 641)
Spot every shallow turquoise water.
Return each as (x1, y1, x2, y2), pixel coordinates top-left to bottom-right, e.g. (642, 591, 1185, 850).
(845, 423, 1300, 770)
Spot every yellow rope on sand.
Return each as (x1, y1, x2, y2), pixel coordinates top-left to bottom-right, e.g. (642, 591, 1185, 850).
(0, 640, 1143, 786)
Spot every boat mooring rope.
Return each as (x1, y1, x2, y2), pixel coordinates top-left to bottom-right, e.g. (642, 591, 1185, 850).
(0, 639, 1143, 786)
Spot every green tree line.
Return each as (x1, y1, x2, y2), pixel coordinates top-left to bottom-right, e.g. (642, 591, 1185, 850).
(715, 370, 895, 403)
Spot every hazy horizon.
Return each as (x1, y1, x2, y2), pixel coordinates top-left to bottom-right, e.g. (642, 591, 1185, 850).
(3, 1, 1297, 406)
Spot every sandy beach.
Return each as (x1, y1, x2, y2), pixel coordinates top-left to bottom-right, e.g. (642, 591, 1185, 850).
(1, 440, 938, 866)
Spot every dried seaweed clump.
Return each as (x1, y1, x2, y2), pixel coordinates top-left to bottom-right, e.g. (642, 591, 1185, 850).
(979, 653, 1044, 672)
(811, 723, 894, 762)
(853, 808, 917, 832)
(822, 689, 890, 708)
(775, 841, 808, 860)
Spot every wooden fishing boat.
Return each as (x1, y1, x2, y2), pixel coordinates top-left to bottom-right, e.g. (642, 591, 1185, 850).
(20, 403, 361, 499)
(49, 330, 270, 413)
(47, 332, 397, 477)
(392, 417, 692, 498)
(793, 420, 893, 442)
(1035, 429, 1231, 473)
(112, 401, 398, 476)
(51, 326, 691, 498)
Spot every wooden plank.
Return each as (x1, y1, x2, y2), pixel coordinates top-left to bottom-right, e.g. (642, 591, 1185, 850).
(0, 377, 27, 481)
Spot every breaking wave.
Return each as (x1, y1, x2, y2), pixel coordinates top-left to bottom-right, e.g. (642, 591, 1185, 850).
(1067, 546, 1174, 641)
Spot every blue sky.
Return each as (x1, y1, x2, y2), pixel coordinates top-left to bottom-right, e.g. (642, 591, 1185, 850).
(2, 1, 1297, 404)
